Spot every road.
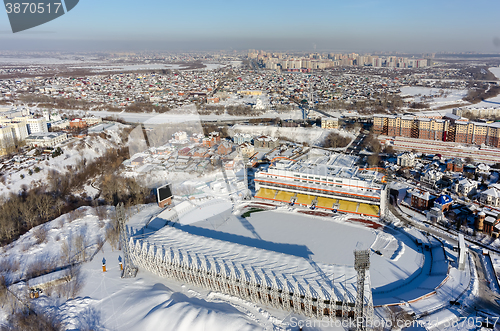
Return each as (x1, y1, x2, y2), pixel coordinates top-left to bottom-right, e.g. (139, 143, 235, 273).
(388, 203, 500, 323)
(468, 250, 500, 327)
(345, 132, 367, 156)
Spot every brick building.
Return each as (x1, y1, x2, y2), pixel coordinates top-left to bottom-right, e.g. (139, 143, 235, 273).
(70, 118, 87, 129)
(446, 158, 463, 172)
(410, 189, 435, 210)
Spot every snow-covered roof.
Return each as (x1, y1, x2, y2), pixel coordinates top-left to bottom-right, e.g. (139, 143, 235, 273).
(457, 178, 477, 187)
(482, 187, 500, 198)
(411, 189, 434, 200)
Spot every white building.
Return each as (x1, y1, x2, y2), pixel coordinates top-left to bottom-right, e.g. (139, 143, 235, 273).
(173, 131, 188, 141)
(50, 120, 70, 130)
(453, 177, 478, 197)
(233, 132, 253, 145)
(26, 117, 48, 134)
(397, 152, 416, 167)
(82, 116, 102, 126)
(25, 132, 68, 148)
(9, 122, 28, 142)
(254, 153, 386, 217)
(0, 126, 14, 155)
(238, 142, 254, 157)
(480, 185, 500, 207)
(421, 169, 443, 187)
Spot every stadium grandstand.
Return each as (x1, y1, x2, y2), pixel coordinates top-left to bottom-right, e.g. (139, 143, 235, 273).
(254, 153, 387, 217)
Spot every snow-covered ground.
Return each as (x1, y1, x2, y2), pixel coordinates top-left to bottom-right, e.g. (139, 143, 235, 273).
(399, 86, 469, 109)
(231, 124, 354, 146)
(0, 206, 113, 286)
(88, 108, 304, 124)
(0, 204, 344, 331)
(69, 62, 227, 72)
(0, 126, 125, 197)
(176, 208, 422, 291)
(464, 67, 500, 109)
(0, 198, 479, 330)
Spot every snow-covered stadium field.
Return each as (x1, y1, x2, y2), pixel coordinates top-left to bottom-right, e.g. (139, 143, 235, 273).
(135, 199, 450, 306)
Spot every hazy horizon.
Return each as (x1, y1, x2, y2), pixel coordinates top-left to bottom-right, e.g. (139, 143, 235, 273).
(1, 0, 500, 53)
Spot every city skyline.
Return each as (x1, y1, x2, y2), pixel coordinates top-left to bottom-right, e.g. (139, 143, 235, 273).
(1, 0, 500, 52)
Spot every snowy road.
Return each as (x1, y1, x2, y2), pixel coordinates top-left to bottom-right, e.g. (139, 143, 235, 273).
(470, 250, 500, 317)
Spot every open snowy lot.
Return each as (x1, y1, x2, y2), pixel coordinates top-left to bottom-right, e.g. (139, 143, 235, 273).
(88, 108, 304, 124)
(399, 86, 469, 109)
(230, 124, 354, 146)
(465, 66, 500, 109)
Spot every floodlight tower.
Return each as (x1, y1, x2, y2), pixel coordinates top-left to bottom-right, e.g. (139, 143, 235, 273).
(354, 250, 370, 331)
(220, 161, 235, 208)
(117, 202, 138, 278)
(242, 155, 250, 200)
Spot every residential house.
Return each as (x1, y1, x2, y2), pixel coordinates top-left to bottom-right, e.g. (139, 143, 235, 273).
(453, 177, 478, 197)
(480, 185, 500, 207)
(397, 152, 416, 167)
(446, 158, 464, 172)
(410, 189, 435, 210)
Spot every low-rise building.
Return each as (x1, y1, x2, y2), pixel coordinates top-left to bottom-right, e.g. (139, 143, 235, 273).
(50, 120, 70, 130)
(421, 169, 443, 187)
(254, 135, 279, 150)
(480, 186, 500, 207)
(434, 194, 453, 211)
(321, 118, 339, 129)
(233, 132, 253, 145)
(397, 152, 416, 167)
(238, 142, 255, 158)
(410, 189, 435, 210)
(484, 216, 498, 235)
(25, 132, 68, 148)
(70, 118, 87, 129)
(427, 206, 445, 223)
(217, 140, 233, 155)
(82, 116, 102, 126)
(453, 177, 478, 197)
(446, 158, 463, 172)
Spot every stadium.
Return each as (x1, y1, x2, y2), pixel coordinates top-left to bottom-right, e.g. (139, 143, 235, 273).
(126, 152, 456, 324)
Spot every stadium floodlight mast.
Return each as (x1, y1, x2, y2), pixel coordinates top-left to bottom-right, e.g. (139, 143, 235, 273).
(242, 155, 251, 200)
(354, 249, 370, 331)
(219, 160, 235, 208)
(117, 202, 138, 278)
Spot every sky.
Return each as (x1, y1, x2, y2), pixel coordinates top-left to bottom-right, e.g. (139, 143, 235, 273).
(1, 0, 500, 52)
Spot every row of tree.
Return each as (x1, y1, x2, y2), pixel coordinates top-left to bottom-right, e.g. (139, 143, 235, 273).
(0, 147, 153, 245)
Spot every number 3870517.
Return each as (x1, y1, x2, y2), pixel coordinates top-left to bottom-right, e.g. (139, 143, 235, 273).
(5, 2, 62, 14)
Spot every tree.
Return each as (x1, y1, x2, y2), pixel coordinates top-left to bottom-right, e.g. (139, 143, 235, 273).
(383, 145, 395, 155)
(323, 132, 352, 148)
(368, 154, 380, 166)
